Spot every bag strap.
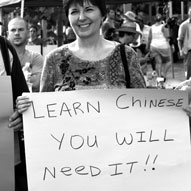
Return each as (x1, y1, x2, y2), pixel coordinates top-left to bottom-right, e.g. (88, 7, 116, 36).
(120, 44, 131, 88)
(0, 36, 11, 75)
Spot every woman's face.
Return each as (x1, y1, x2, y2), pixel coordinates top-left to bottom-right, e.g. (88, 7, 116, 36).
(68, 1, 103, 39)
(124, 32, 135, 45)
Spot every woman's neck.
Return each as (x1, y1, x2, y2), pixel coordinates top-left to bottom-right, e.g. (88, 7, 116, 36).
(69, 36, 116, 61)
(76, 33, 103, 49)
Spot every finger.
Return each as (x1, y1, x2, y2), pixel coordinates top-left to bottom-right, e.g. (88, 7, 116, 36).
(16, 95, 31, 104)
(16, 96, 30, 102)
(16, 99, 32, 114)
(17, 105, 31, 114)
(8, 115, 22, 131)
(16, 100, 32, 107)
(9, 110, 20, 122)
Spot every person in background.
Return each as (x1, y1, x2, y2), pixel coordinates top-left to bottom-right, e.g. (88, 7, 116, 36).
(123, 11, 142, 47)
(136, 15, 153, 74)
(114, 8, 123, 29)
(167, 16, 179, 63)
(147, 13, 172, 81)
(117, 21, 150, 75)
(16, 0, 145, 113)
(0, 35, 29, 191)
(177, 6, 191, 79)
(117, 21, 140, 45)
(101, 7, 116, 40)
(7, 17, 44, 92)
(136, 15, 150, 55)
(27, 25, 43, 45)
(46, 24, 57, 45)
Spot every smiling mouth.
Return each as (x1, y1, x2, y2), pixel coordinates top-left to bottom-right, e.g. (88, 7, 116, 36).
(79, 24, 90, 28)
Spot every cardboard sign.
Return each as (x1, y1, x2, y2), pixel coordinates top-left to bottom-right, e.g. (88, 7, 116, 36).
(23, 89, 191, 191)
(0, 76, 14, 191)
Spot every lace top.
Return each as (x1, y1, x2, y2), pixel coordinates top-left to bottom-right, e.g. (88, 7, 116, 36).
(40, 44, 146, 92)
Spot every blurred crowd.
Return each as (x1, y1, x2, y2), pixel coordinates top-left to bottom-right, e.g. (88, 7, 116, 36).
(2, 7, 181, 67)
(96, 8, 182, 87)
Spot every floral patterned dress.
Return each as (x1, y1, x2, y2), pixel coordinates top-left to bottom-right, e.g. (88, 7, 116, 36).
(40, 44, 146, 92)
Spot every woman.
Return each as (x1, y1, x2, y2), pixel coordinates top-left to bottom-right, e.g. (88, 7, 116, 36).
(147, 14, 172, 80)
(16, 0, 145, 113)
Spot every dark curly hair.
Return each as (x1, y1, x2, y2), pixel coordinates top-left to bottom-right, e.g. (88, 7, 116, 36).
(63, 0, 107, 18)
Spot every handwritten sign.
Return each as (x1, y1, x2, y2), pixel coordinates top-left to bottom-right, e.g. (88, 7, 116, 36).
(0, 76, 14, 191)
(23, 89, 191, 191)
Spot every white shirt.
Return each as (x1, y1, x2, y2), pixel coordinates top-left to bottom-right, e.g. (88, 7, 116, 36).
(150, 24, 169, 49)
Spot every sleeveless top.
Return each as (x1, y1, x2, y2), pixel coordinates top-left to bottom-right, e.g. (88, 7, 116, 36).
(40, 44, 146, 92)
(150, 24, 169, 49)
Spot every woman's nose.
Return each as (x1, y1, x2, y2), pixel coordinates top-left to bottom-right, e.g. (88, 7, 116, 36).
(79, 11, 86, 20)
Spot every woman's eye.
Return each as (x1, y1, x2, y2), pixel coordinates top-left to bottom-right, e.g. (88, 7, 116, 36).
(69, 10, 79, 15)
(85, 8, 94, 12)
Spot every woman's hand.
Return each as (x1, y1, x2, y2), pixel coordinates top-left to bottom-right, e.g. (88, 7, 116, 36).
(8, 110, 23, 131)
(16, 95, 32, 114)
(175, 78, 191, 90)
(8, 96, 32, 131)
(175, 79, 191, 117)
(183, 104, 191, 117)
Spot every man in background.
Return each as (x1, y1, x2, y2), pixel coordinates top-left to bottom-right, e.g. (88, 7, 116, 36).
(28, 25, 43, 45)
(177, 6, 191, 79)
(8, 17, 44, 92)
